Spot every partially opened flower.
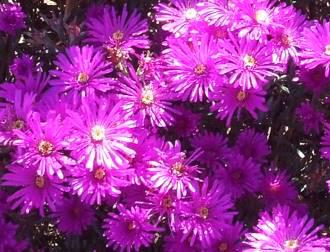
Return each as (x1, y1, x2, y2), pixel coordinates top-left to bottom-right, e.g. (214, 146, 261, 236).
(300, 21, 330, 77)
(10, 54, 36, 79)
(155, 0, 200, 37)
(179, 178, 235, 247)
(245, 205, 330, 251)
(164, 35, 223, 102)
(214, 154, 262, 199)
(13, 113, 70, 179)
(215, 33, 281, 89)
(103, 204, 161, 251)
(117, 66, 178, 127)
(50, 45, 113, 104)
(234, 128, 270, 163)
(210, 84, 267, 126)
(148, 140, 202, 199)
(67, 99, 136, 170)
(295, 102, 324, 135)
(0, 3, 26, 34)
(52, 197, 95, 235)
(2, 164, 66, 216)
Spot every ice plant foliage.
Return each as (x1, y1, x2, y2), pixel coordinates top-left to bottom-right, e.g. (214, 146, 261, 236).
(0, 0, 330, 251)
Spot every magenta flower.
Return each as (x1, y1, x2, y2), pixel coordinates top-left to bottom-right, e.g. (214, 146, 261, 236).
(234, 128, 271, 163)
(0, 3, 26, 34)
(67, 99, 136, 170)
(170, 105, 201, 137)
(215, 33, 281, 89)
(298, 66, 329, 96)
(148, 140, 202, 199)
(197, 1, 235, 27)
(10, 54, 36, 79)
(85, 4, 149, 60)
(164, 35, 224, 102)
(295, 102, 324, 135)
(190, 131, 230, 169)
(117, 66, 178, 127)
(163, 232, 199, 252)
(245, 205, 330, 251)
(69, 164, 131, 205)
(2, 164, 66, 216)
(300, 21, 330, 76)
(214, 154, 262, 199)
(179, 178, 235, 247)
(52, 197, 95, 235)
(50, 45, 113, 104)
(0, 218, 28, 252)
(103, 204, 161, 251)
(155, 0, 201, 37)
(320, 123, 330, 161)
(13, 113, 70, 179)
(210, 84, 268, 126)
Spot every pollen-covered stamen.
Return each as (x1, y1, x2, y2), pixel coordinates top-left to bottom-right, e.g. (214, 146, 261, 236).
(255, 9, 269, 23)
(12, 119, 24, 130)
(141, 87, 155, 105)
(243, 54, 256, 68)
(35, 175, 45, 188)
(162, 195, 173, 210)
(38, 140, 54, 156)
(127, 221, 137, 231)
(112, 30, 124, 42)
(218, 242, 229, 252)
(281, 34, 293, 47)
(284, 239, 299, 249)
(77, 72, 89, 84)
(199, 206, 209, 219)
(236, 90, 247, 102)
(185, 8, 198, 20)
(94, 167, 106, 181)
(91, 125, 106, 142)
(171, 162, 185, 176)
(194, 63, 207, 75)
(325, 45, 330, 56)
(106, 46, 124, 65)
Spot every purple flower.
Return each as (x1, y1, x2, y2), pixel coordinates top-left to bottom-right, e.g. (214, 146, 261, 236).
(179, 178, 235, 247)
(210, 84, 267, 126)
(298, 66, 329, 96)
(197, 1, 235, 27)
(163, 232, 199, 252)
(170, 105, 201, 137)
(245, 205, 330, 251)
(296, 101, 324, 135)
(300, 21, 330, 76)
(190, 131, 230, 169)
(214, 154, 262, 199)
(2, 164, 66, 216)
(50, 46, 113, 104)
(0, 3, 26, 34)
(148, 140, 202, 199)
(13, 113, 70, 179)
(52, 197, 95, 235)
(10, 54, 35, 79)
(85, 4, 149, 62)
(117, 66, 178, 127)
(234, 128, 270, 163)
(155, 0, 201, 37)
(0, 218, 29, 251)
(320, 123, 330, 161)
(67, 99, 136, 170)
(103, 204, 161, 251)
(260, 170, 298, 209)
(69, 164, 131, 205)
(215, 33, 281, 89)
(164, 35, 223, 102)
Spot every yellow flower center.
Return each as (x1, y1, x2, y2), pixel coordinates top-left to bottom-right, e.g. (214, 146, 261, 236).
(185, 8, 198, 20)
(38, 140, 54, 156)
(91, 125, 106, 142)
(106, 46, 123, 65)
(112, 30, 124, 41)
(35, 175, 45, 188)
(141, 87, 155, 105)
(284, 239, 299, 249)
(194, 64, 207, 75)
(243, 54, 256, 68)
(171, 162, 185, 176)
(255, 9, 269, 23)
(218, 242, 229, 252)
(281, 34, 292, 47)
(76, 72, 89, 84)
(325, 44, 330, 56)
(236, 90, 247, 101)
(12, 119, 24, 130)
(94, 167, 106, 181)
(199, 206, 209, 219)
